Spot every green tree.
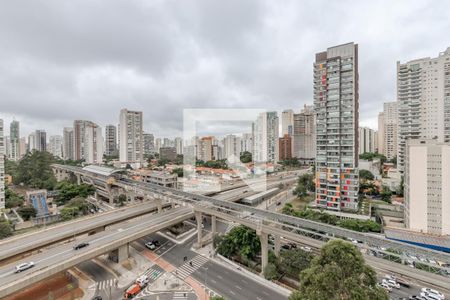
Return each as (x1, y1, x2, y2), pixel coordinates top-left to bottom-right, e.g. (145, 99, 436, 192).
(359, 170, 374, 181)
(264, 262, 278, 280)
(13, 150, 57, 189)
(5, 187, 25, 208)
(17, 206, 37, 221)
(211, 297, 226, 300)
(380, 185, 393, 203)
(396, 176, 404, 197)
(216, 226, 260, 262)
(55, 181, 95, 205)
(60, 206, 80, 221)
(294, 174, 315, 198)
(240, 151, 252, 163)
(277, 248, 313, 279)
(0, 220, 13, 239)
(171, 168, 184, 177)
(117, 194, 127, 206)
(66, 197, 90, 215)
(158, 158, 170, 167)
(289, 240, 388, 300)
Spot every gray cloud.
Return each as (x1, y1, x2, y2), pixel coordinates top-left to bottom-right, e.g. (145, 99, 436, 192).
(0, 0, 449, 137)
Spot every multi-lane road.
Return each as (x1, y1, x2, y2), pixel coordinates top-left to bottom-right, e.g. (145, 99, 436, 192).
(0, 207, 193, 298)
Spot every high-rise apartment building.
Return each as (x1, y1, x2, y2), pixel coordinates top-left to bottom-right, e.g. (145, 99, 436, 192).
(73, 120, 89, 160)
(314, 42, 359, 211)
(19, 137, 26, 158)
(358, 127, 377, 154)
(240, 133, 253, 154)
(293, 105, 316, 159)
(223, 134, 241, 162)
(84, 123, 104, 164)
(119, 109, 144, 165)
(9, 121, 20, 161)
(381, 102, 398, 160)
(63, 127, 74, 160)
(397, 47, 450, 173)
(105, 125, 117, 156)
(155, 138, 161, 154)
(253, 112, 279, 163)
(198, 136, 213, 162)
(28, 133, 36, 152)
(174, 137, 183, 155)
(0, 119, 5, 209)
(377, 112, 385, 156)
(143, 133, 155, 155)
(404, 139, 450, 235)
(49, 135, 63, 158)
(279, 134, 292, 161)
(281, 109, 294, 136)
(35, 130, 47, 152)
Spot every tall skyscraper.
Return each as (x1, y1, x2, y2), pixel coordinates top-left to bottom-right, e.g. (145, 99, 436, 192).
(49, 135, 63, 158)
(253, 111, 279, 163)
(358, 127, 377, 154)
(19, 137, 26, 158)
(73, 120, 89, 160)
(63, 127, 74, 160)
(240, 133, 253, 154)
(382, 102, 398, 160)
(223, 134, 241, 162)
(377, 112, 385, 156)
(143, 133, 155, 155)
(119, 109, 144, 165)
(84, 122, 104, 164)
(35, 130, 47, 152)
(105, 125, 117, 156)
(397, 47, 450, 173)
(155, 138, 161, 153)
(174, 137, 183, 155)
(281, 109, 294, 136)
(293, 105, 316, 159)
(279, 134, 292, 161)
(314, 42, 359, 211)
(0, 119, 5, 209)
(9, 120, 20, 161)
(405, 139, 450, 235)
(198, 136, 213, 162)
(28, 132, 36, 152)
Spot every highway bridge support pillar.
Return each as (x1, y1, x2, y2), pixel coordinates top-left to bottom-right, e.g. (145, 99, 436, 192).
(258, 231, 269, 275)
(76, 174, 81, 185)
(274, 235, 281, 256)
(109, 243, 129, 263)
(106, 184, 114, 205)
(211, 215, 217, 238)
(156, 198, 163, 213)
(195, 211, 203, 248)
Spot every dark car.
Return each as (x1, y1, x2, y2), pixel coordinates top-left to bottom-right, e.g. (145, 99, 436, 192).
(73, 242, 90, 250)
(91, 297, 102, 300)
(150, 239, 161, 247)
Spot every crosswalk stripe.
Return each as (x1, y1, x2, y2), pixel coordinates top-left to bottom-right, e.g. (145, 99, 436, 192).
(175, 255, 209, 279)
(88, 278, 117, 291)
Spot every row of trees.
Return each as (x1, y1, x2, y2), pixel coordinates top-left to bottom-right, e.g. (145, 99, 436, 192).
(293, 174, 315, 198)
(282, 204, 382, 233)
(60, 197, 91, 221)
(54, 181, 96, 205)
(264, 248, 314, 281)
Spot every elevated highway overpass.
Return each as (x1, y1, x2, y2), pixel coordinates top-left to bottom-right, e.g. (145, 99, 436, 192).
(0, 206, 193, 298)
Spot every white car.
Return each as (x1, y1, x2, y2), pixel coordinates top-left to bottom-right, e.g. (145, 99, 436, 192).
(379, 282, 392, 292)
(145, 242, 156, 250)
(15, 262, 35, 273)
(421, 288, 445, 299)
(420, 293, 444, 300)
(382, 279, 400, 289)
(136, 275, 149, 287)
(300, 246, 312, 252)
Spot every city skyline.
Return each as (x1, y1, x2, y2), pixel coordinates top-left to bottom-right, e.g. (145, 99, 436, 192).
(1, 1, 449, 138)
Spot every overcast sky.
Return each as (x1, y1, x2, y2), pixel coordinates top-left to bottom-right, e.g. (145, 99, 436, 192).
(0, 0, 449, 138)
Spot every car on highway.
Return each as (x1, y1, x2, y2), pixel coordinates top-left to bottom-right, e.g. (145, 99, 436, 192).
(149, 239, 160, 247)
(420, 288, 445, 299)
(382, 279, 400, 289)
(15, 262, 34, 273)
(73, 242, 90, 250)
(420, 294, 444, 300)
(145, 242, 156, 250)
(379, 282, 392, 292)
(300, 246, 312, 252)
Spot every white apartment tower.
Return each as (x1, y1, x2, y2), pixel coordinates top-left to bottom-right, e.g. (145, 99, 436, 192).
(119, 109, 144, 165)
(358, 127, 377, 154)
(84, 123, 104, 164)
(253, 112, 279, 163)
(175, 137, 183, 155)
(378, 112, 385, 155)
(281, 109, 294, 136)
(0, 119, 5, 209)
(49, 135, 63, 158)
(63, 127, 74, 160)
(397, 47, 450, 173)
(382, 102, 398, 160)
(314, 42, 359, 211)
(105, 125, 117, 156)
(293, 105, 316, 159)
(405, 140, 450, 235)
(224, 134, 241, 162)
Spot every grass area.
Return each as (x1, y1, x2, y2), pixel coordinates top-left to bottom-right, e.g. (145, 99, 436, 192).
(290, 194, 313, 210)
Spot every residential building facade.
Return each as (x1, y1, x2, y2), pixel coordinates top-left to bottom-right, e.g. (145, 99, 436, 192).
(382, 101, 398, 160)
(397, 47, 450, 173)
(0, 119, 5, 209)
(119, 109, 144, 166)
(314, 42, 359, 211)
(63, 127, 74, 160)
(84, 122, 104, 164)
(358, 127, 377, 154)
(293, 105, 316, 159)
(49, 135, 63, 158)
(143, 133, 155, 155)
(105, 125, 117, 156)
(253, 111, 279, 163)
(9, 120, 20, 161)
(281, 109, 294, 136)
(35, 130, 47, 152)
(279, 134, 292, 160)
(404, 139, 450, 235)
